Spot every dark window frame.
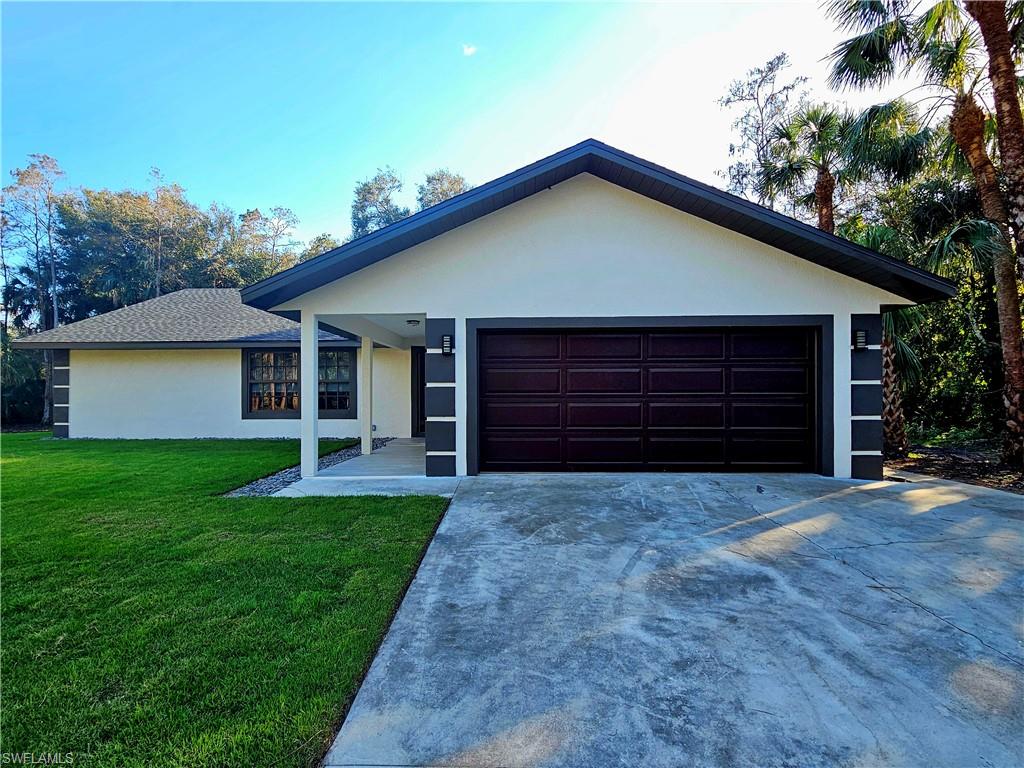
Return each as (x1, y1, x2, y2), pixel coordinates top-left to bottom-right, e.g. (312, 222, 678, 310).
(241, 347, 358, 420)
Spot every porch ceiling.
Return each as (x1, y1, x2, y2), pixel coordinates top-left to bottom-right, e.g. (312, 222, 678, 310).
(319, 313, 426, 349)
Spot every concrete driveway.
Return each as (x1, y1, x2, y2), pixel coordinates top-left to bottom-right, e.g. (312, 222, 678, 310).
(324, 473, 1023, 768)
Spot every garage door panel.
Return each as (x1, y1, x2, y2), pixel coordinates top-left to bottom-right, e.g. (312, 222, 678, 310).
(732, 332, 809, 359)
(478, 328, 816, 472)
(730, 435, 810, 464)
(730, 402, 809, 429)
(648, 437, 726, 464)
(731, 367, 808, 394)
(483, 402, 561, 429)
(567, 402, 643, 428)
(566, 334, 642, 359)
(482, 333, 560, 360)
(648, 333, 724, 360)
(483, 368, 561, 395)
(648, 368, 725, 394)
(566, 368, 642, 394)
(482, 435, 562, 463)
(567, 436, 644, 464)
(648, 402, 725, 428)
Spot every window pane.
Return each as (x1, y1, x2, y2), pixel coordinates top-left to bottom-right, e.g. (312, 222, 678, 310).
(307, 350, 356, 411)
(247, 351, 300, 413)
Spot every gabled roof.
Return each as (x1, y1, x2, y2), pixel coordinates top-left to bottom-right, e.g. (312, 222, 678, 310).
(12, 289, 355, 349)
(241, 138, 955, 309)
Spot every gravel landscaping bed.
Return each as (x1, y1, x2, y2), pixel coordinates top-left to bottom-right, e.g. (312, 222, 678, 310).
(225, 437, 394, 497)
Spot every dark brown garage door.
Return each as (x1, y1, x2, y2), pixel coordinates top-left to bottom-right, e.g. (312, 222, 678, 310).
(477, 328, 817, 472)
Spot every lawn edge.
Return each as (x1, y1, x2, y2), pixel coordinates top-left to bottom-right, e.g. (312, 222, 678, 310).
(312, 492, 455, 766)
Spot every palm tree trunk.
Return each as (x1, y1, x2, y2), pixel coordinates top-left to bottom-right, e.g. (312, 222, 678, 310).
(815, 168, 836, 234)
(965, 0, 1024, 266)
(949, 92, 1024, 465)
(882, 337, 909, 458)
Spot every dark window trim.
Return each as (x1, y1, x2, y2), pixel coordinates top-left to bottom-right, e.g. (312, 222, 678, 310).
(240, 348, 358, 420)
(465, 316, 834, 477)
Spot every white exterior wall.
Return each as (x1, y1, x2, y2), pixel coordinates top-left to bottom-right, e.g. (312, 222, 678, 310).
(276, 174, 909, 478)
(68, 347, 411, 439)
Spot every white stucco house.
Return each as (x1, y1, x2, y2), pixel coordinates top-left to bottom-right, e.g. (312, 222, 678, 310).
(16, 140, 954, 481)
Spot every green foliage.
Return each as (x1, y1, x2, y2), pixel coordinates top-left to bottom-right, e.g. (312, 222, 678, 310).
(299, 233, 341, 262)
(350, 167, 411, 240)
(869, 171, 1008, 438)
(718, 53, 807, 203)
(756, 103, 854, 226)
(825, 0, 984, 97)
(416, 168, 469, 210)
(0, 328, 43, 422)
(0, 433, 447, 766)
(723, 29, 1017, 445)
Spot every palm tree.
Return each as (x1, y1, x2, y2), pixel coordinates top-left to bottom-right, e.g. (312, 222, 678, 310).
(757, 104, 853, 233)
(827, 0, 1024, 464)
(963, 1, 1024, 258)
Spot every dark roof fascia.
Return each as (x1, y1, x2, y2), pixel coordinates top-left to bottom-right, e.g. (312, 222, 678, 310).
(240, 139, 956, 309)
(10, 340, 360, 350)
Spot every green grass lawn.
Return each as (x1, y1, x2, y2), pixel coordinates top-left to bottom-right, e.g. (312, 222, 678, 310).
(0, 433, 448, 767)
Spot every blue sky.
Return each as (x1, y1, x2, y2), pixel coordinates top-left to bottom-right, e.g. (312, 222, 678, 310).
(2, 2, 907, 243)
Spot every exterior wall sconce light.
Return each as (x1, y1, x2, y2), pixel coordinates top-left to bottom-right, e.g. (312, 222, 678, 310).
(441, 334, 454, 356)
(406, 318, 421, 327)
(852, 329, 868, 351)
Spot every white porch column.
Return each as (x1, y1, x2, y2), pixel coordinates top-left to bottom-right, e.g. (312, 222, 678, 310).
(360, 335, 374, 454)
(300, 310, 319, 478)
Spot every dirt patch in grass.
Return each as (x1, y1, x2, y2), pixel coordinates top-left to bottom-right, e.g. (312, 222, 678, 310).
(888, 442, 1023, 495)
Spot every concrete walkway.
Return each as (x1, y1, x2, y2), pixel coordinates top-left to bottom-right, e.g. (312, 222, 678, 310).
(319, 438, 426, 478)
(275, 438, 461, 497)
(324, 473, 1023, 768)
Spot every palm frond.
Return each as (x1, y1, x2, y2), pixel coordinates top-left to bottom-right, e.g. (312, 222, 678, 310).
(827, 17, 912, 88)
(1009, 1, 1024, 58)
(883, 308, 924, 385)
(914, 0, 965, 45)
(845, 99, 933, 180)
(917, 27, 977, 89)
(824, 0, 908, 32)
(755, 157, 809, 202)
(926, 218, 1009, 275)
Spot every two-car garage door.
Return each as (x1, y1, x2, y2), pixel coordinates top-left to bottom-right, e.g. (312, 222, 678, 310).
(477, 328, 818, 472)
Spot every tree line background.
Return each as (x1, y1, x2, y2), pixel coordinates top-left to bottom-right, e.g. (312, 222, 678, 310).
(2, 1, 1022, 468)
(0, 162, 467, 424)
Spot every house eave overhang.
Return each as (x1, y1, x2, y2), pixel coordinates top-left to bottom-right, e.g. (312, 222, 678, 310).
(10, 339, 360, 350)
(240, 139, 957, 310)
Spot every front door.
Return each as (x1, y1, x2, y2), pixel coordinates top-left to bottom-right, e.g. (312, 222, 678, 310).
(411, 346, 426, 437)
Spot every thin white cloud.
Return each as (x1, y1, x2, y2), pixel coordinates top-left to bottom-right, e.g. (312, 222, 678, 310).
(462, 43, 477, 57)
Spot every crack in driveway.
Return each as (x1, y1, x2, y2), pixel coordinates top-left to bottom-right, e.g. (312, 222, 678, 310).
(711, 480, 1024, 670)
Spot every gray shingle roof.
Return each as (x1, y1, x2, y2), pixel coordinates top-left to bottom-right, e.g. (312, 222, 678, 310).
(12, 289, 354, 349)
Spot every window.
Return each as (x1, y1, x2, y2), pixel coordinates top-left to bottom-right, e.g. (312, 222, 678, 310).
(247, 351, 299, 414)
(318, 350, 355, 416)
(243, 348, 356, 419)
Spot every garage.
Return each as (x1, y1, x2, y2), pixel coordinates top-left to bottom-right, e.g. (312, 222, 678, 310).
(477, 327, 819, 472)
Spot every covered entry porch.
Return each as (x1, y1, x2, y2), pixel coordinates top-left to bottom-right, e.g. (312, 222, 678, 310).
(298, 311, 451, 479)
